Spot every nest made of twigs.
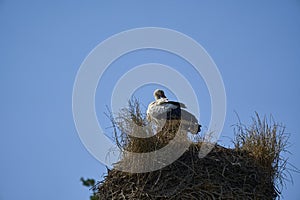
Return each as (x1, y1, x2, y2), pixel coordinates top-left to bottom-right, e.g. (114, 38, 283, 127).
(93, 100, 291, 200)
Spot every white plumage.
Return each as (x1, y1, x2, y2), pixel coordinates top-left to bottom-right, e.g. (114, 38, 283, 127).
(147, 89, 201, 134)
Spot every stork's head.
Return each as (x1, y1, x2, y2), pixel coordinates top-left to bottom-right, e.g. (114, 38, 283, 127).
(153, 89, 167, 100)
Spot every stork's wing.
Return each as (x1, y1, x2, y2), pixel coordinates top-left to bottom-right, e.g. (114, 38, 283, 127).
(156, 98, 187, 109)
(180, 109, 198, 124)
(147, 99, 178, 122)
(165, 101, 187, 109)
(180, 109, 201, 134)
(147, 99, 201, 134)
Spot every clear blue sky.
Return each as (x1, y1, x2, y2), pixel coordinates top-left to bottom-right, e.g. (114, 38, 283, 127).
(1, 1, 299, 199)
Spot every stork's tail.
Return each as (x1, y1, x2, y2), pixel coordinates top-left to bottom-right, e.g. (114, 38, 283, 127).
(188, 123, 201, 134)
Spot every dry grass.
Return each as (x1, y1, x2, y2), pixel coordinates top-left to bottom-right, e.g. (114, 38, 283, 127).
(112, 98, 188, 154)
(233, 113, 291, 193)
(91, 99, 294, 200)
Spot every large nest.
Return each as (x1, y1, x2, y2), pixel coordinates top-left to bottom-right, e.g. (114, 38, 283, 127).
(92, 100, 290, 200)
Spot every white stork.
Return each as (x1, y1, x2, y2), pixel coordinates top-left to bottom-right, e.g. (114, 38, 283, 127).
(146, 89, 201, 134)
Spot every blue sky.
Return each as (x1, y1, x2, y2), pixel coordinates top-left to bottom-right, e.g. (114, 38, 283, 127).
(1, 1, 300, 199)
